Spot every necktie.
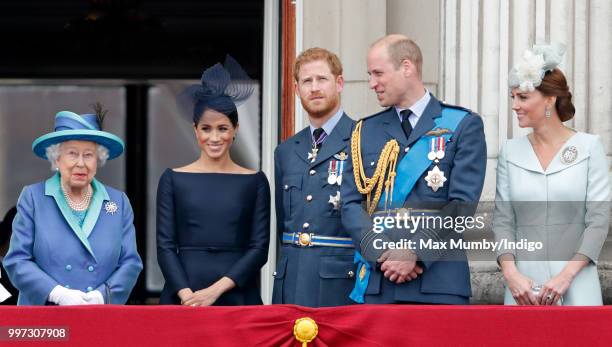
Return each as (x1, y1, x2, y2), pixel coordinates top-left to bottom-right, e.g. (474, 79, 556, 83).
(312, 128, 327, 149)
(400, 109, 413, 140)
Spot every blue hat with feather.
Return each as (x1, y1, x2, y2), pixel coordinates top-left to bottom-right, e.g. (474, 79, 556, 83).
(32, 105, 124, 160)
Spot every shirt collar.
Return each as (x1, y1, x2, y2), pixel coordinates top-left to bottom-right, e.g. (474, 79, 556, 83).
(310, 108, 344, 137)
(395, 89, 431, 122)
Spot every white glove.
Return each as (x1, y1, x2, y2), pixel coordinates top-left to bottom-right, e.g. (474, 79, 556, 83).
(48, 285, 88, 306)
(84, 290, 105, 305)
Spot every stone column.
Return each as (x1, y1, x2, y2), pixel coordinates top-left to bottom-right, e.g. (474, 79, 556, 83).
(302, 0, 385, 120)
(588, 0, 612, 149)
(387, 0, 441, 95)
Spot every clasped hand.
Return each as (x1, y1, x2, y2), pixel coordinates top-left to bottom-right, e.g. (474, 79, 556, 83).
(50, 285, 104, 305)
(505, 270, 569, 305)
(378, 249, 423, 284)
(180, 287, 221, 307)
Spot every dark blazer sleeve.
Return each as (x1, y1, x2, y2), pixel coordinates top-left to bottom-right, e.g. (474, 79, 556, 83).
(274, 147, 284, 240)
(156, 170, 191, 294)
(224, 172, 271, 287)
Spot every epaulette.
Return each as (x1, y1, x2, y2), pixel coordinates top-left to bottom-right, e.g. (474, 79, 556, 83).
(440, 101, 473, 114)
(357, 107, 393, 123)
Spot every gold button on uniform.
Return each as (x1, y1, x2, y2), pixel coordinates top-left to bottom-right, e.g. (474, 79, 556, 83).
(306, 195, 313, 201)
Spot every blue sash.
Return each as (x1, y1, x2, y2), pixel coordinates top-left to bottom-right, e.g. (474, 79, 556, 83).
(350, 107, 468, 303)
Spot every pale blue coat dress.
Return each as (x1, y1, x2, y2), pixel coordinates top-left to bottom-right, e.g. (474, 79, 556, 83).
(494, 132, 610, 305)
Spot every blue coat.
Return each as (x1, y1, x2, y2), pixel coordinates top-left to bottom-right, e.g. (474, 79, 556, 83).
(3, 173, 143, 305)
(341, 95, 486, 304)
(272, 114, 357, 307)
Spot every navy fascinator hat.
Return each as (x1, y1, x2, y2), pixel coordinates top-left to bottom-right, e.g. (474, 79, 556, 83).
(179, 55, 254, 125)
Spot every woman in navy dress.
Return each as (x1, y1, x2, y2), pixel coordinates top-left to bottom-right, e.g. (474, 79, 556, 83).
(156, 56, 270, 306)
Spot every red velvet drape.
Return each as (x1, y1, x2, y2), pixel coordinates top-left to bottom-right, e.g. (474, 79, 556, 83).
(1, 304, 611, 346)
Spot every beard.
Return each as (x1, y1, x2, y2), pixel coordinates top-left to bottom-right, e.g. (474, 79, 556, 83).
(300, 93, 340, 119)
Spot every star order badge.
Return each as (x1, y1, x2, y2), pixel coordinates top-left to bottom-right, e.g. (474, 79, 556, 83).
(104, 201, 118, 215)
(424, 166, 447, 192)
(328, 191, 341, 210)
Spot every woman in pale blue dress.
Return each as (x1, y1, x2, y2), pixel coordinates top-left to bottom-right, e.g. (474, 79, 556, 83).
(494, 43, 610, 306)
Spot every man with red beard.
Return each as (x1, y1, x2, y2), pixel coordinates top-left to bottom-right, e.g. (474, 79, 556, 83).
(272, 47, 357, 307)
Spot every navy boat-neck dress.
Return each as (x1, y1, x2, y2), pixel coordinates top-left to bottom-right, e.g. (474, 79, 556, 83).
(156, 169, 270, 305)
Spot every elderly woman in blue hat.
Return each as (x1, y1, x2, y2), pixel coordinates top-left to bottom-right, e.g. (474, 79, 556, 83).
(3, 105, 143, 305)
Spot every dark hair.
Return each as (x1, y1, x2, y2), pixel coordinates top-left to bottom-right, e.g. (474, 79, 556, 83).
(536, 68, 575, 122)
(193, 100, 239, 128)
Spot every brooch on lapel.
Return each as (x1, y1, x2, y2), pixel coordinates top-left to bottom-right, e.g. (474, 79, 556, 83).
(560, 146, 578, 164)
(104, 201, 118, 215)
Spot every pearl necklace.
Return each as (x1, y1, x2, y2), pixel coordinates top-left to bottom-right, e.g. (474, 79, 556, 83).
(62, 184, 93, 211)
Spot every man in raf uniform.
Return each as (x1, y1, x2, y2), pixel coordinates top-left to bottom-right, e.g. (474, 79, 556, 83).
(342, 35, 486, 304)
(272, 47, 356, 307)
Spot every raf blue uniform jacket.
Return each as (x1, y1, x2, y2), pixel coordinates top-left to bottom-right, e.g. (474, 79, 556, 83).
(272, 113, 357, 307)
(3, 174, 143, 305)
(341, 95, 486, 304)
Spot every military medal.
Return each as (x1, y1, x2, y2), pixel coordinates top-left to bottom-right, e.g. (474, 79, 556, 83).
(560, 146, 578, 164)
(424, 165, 447, 192)
(309, 129, 327, 163)
(336, 160, 344, 186)
(308, 147, 318, 163)
(328, 191, 341, 210)
(328, 161, 338, 185)
(436, 137, 445, 160)
(427, 138, 437, 161)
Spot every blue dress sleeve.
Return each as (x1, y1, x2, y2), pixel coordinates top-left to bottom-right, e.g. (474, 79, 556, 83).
(156, 170, 191, 294)
(3, 186, 58, 305)
(224, 172, 271, 287)
(96, 192, 143, 304)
